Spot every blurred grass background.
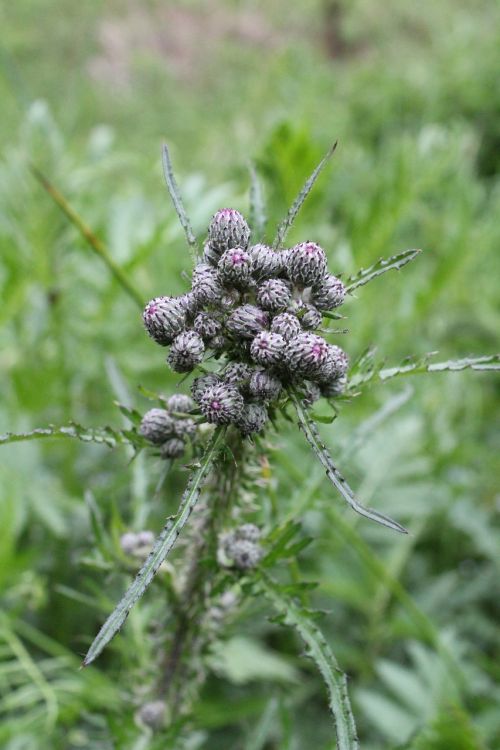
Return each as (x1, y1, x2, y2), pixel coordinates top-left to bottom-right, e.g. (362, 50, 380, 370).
(0, 1, 499, 748)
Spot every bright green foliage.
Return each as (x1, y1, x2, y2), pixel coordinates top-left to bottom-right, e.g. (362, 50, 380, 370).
(1, 1, 500, 748)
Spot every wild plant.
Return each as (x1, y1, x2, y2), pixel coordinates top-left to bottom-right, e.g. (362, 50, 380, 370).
(2, 143, 498, 748)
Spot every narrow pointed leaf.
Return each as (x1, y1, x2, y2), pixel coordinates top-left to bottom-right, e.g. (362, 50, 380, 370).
(379, 353, 500, 380)
(273, 141, 337, 248)
(0, 423, 142, 449)
(83, 426, 225, 666)
(346, 248, 421, 293)
(162, 144, 199, 262)
(259, 573, 359, 750)
(292, 395, 407, 534)
(248, 161, 267, 239)
(30, 163, 144, 308)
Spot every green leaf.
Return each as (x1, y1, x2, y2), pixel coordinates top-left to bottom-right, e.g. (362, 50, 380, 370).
(291, 395, 407, 534)
(82, 426, 226, 666)
(248, 161, 267, 240)
(30, 163, 145, 309)
(379, 353, 500, 380)
(259, 573, 359, 750)
(162, 143, 199, 262)
(273, 141, 337, 248)
(346, 248, 421, 293)
(0, 422, 142, 449)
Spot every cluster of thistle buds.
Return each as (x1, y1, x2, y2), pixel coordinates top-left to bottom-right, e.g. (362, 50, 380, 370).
(142, 208, 348, 438)
(218, 524, 263, 571)
(138, 394, 198, 458)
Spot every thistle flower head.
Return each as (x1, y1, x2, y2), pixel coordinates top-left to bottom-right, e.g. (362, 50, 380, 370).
(208, 208, 250, 256)
(191, 263, 225, 306)
(248, 369, 282, 402)
(143, 296, 186, 346)
(285, 332, 330, 378)
(167, 330, 205, 373)
(250, 331, 286, 367)
(120, 532, 138, 555)
(226, 304, 269, 339)
(223, 361, 254, 386)
(137, 701, 167, 730)
(320, 374, 347, 398)
(167, 393, 194, 413)
(191, 373, 221, 402)
(172, 418, 197, 439)
(256, 279, 292, 312)
(270, 312, 302, 341)
(312, 273, 346, 311)
(235, 401, 269, 436)
(220, 530, 263, 570)
(139, 408, 175, 444)
(199, 383, 244, 424)
(160, 437, 186, 459)
(287, 241, 327, 286)
(217, 247, 253, 288)
(298, 303, 323, 331)
(193, 312, 222, 341)
(316, 344, 349, 383)
(249, 243, 282, 280)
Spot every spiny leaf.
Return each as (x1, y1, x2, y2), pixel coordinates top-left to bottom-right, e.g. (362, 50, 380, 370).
(162, 143, 199, 262)
(273, 141, 337, 249)
(114, 402, 143, 427)
(30, 163, 144, 309)
(248, 161, 267, 240)
(0, 422, 143, 449)
(379, 353, 500, 380)
(83, 426, 226, 666)
(346, 248, 421, 293)
(291, 395, 407, 534)
(259, 573, 359, 750)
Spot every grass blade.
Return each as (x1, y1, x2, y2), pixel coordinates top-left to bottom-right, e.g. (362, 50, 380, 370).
(259, 573, 359, 750)
(346, 248, 421, 294)
(83, 426, 226, 666)
(162, 143, 199, 262)
(291, 395, 407, 534)
(248, 161, 267, 240)
(30, 163, 144, 308)
(273, 141, 337, 249)
(0, 423, 142, 449)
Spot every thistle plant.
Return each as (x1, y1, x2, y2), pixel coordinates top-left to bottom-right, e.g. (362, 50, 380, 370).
(2, 143, 499, 749)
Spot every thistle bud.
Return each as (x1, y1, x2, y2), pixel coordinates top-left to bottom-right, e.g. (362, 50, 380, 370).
(143, 296, 186, 346)
(136, 530, 155, 547)
(316, 344, 349, 382)
(167, 394, 194, 413)
(221, 531, 263, 570)
(236, 523, 261, 542)
(137, 700, 167, 730)
(270, 312, 302, 341)
(167, 331, 205, 373)
(120, 532, 138, 555)
(177, 291, 200, 316)
(193, 312, 222, 341)
(217, 248, 253, 288)
(191, 263, 225, 306)
(226, 304, 269, 340)
(191, 373, 221, 403)
(248, 369, 282, 402)
(199, 383, 244, 424)
(235, 401, 268, 436)
(139, 408, 175, 444)
(284, 332, 330, 378)
(250, 331, 286, 367)
(256, 279, 292, 313)
(311, 273, 346, 310)
(287, 242, 327, 287)
(160, 437, 186, 459)
(208, 208, 250, 255)
(299, 303, 323, 330)
(249, 243, 282, 281)
(172, 418, 197, 439)
(223, 361, 254, 386)
(320, 374, 347, 398)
